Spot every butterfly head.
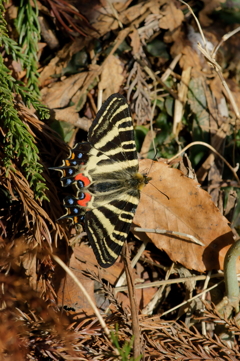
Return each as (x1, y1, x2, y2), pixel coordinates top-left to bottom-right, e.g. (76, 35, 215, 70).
(130, 172, 151, 191)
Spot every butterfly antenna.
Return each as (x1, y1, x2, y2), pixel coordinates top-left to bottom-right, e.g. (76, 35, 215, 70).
(148, 181, 169, 200)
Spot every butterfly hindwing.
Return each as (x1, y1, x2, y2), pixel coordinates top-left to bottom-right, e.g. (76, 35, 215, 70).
(85, 195, 139, 267)
(58, 142, 91, 188)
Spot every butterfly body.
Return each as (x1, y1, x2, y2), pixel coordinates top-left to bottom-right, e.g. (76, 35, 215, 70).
(55, 94, 150, 268)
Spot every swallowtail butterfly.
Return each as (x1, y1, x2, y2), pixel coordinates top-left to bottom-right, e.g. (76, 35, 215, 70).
(55, 94, 151, 268)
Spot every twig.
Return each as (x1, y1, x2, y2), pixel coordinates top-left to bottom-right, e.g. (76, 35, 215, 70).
(180, 0, 207, 47)
(134, 227, 204, 246)
(180, 0, 240, 120)
(142, 262, 175, 315)
(115, 239, 149, 289)
(161, 53, 181, 82)
(51, 254, 121, 355)
(161, 280, 224, 317)
(87, 92, 97, 116)
(115, 273, 226, 293)
(106, 0, 123, 29)
(123, 244, 142, 359)
(201, 271, 211, 336)
(212, 26, 240, 58)
(167, 141, 240, 183)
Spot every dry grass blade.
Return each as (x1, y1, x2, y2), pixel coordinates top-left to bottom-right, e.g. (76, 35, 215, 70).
(52, 255, 121, 356)
(168, 141, 240, 183)
(180, 0, 240, 120)
(123, 244, 142, 359)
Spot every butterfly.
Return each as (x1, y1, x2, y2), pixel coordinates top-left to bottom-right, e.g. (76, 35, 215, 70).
(55, 94, 150, 268)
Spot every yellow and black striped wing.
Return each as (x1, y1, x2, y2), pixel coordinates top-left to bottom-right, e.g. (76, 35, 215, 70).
(57, 94, 149, 268)
(88, 93, 138, 164)
(85, 195, 139, 267)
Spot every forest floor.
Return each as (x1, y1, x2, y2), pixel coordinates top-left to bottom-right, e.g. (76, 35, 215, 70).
(0, 0, 240, 360)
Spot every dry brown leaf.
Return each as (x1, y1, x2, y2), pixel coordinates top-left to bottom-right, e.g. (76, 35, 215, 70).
(54, 106, 92, 132)
(39, 56, 62, 87)
(39, 39, 89, 87)
(53, 105, 83, 124)
(199, 0, 226, 27)
(41, 72, 88, 108)
(91, 10, 119, 36)
(225, 78, 240, 112)
(73, 243, 124, 284)
(56, 252, 95, 314)
(140, 129, 155, 157)
(148, 2, 162, 15)
(116, 260, 156, 311)
(129, 29, 141, 55)
(120, 2, 147, 23)
(133, 159, 236, 272)
(98, 55, 124, 99)
(179, 45, 203, 71)
(117, 285, 156, 312)
(159, 1, 184, 31)
(209, 76, 225, 105)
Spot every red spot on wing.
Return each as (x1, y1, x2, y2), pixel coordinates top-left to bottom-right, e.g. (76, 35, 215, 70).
(75, 173, 91, 186)
(77, 193, 91, 207)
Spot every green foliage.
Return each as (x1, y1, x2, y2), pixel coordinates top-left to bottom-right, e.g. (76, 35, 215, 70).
(187, 78, 210, 167)
(134, 125, 149, 153)
(62, 50, 88, 76)
(146, 38, 169, 59)
(147, 98, 177, 159)
(15, 0, 41, 98)
(0, 1, 49, 201)
(110, 326, 142, 361)
(0, 1, 48, 115)
(0, 3, 26, 62)
(0, 57, 48, 200)
(51, 120, 75, 143)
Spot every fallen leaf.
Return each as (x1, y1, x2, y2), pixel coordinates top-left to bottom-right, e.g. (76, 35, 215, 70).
(98, 55, 124, 99)
(225, 78, 240, 112)
(133, 159, 236, 272)
(120, 2, 148, 23)
(129, 29, 141, 55)
(41, 72, 88, 108)
(39, 56, 61, 87)
(199, 0, 225, 27)
(159, 2, 184, 31)
(209, 76, 225, 106)
(180, 45, 203, 70)
(54, 106, 92, 132)
(73, 243, 124, 284)
(91, 10, 119, 36)
(116, 285, 156, 312)
(56, 252, 95, 314)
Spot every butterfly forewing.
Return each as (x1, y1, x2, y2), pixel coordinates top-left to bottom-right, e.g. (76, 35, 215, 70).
(57, 93, 149, 268)
(88, 94, 138, 162)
